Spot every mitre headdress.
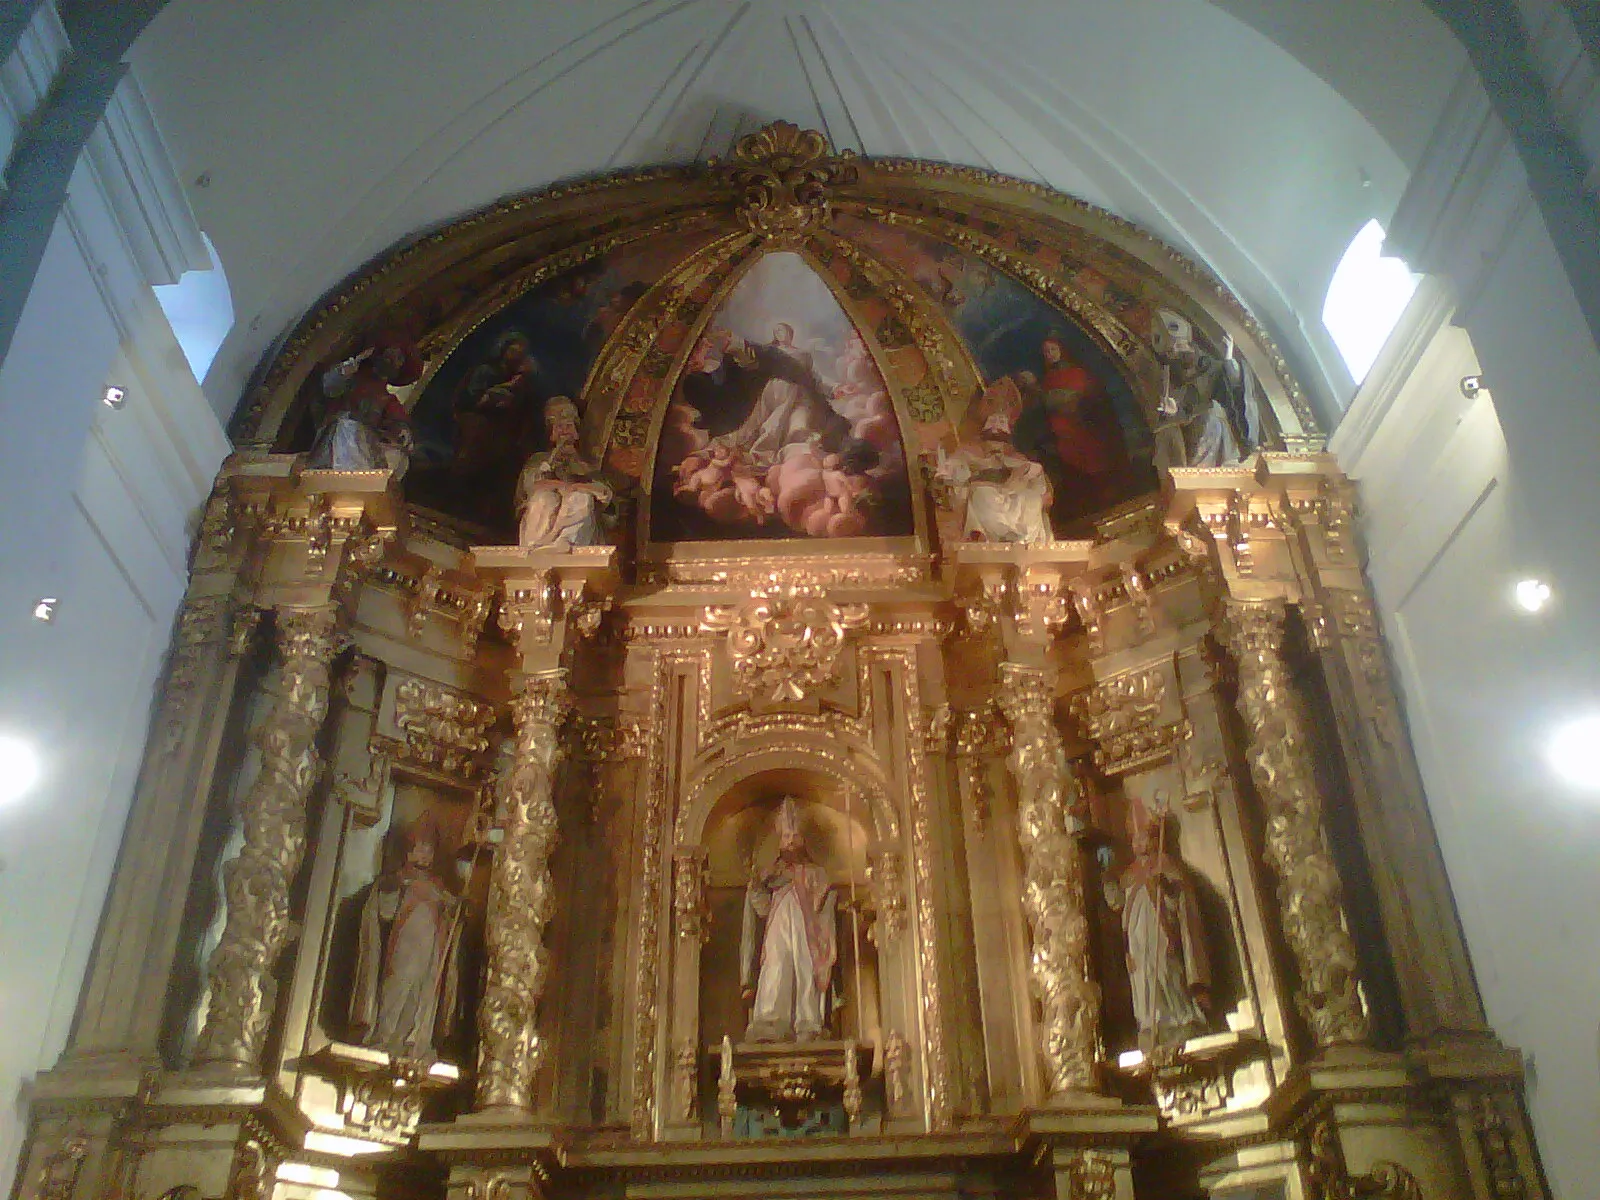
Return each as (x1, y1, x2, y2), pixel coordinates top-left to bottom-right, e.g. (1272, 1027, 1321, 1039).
(775, 796, 804, 847)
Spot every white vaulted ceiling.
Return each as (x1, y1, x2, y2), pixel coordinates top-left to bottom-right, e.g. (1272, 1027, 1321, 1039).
(131, 0, 1465, 423)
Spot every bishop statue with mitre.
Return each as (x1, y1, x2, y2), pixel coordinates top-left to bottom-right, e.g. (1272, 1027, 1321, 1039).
(739, 798, 839, 1042)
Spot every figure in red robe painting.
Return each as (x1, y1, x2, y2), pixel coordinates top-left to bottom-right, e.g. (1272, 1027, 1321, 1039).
(1030, 333, 1132, 515)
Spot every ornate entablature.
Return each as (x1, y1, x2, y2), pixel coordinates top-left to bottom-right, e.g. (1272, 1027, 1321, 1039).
(19, 125, 1549, 1200)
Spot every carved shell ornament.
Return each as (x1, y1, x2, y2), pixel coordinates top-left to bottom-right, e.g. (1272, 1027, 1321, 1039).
(724, 120, 858, 238)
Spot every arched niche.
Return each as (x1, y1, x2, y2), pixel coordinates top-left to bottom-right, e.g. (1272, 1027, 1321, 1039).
(696, 769, 881, 1053)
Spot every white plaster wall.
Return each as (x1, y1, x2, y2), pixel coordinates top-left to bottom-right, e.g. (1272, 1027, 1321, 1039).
(1332, 218, 1600, 1199)
(0, 10, 228, 1190)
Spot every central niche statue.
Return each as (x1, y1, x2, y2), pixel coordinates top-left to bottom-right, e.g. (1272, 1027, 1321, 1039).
(740, 798, 839, 1042)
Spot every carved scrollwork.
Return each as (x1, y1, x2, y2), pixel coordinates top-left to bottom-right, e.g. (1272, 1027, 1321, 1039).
(1305, 1116, 1423, 1200)
(883, 1030, 909, 1113)
(156, 595, 231, 758)
(476, 670, 570, 1111)
(721, 120, 857, 239)
(866, 849, 907, 943)
(1221, 600, 1368, 1048)
(1060, 1149, 1118, 1200)
(673, 848, 710, 943)
(1068, 667, 1190, 776)
(673, 1039, 699, 1123)
(701, 578, 867, 704)
(34, 1126, 91, 1200)
(996, 663, 1101, 1095)
(394, 676, 496, 781)
(194, 604, 342, 1070)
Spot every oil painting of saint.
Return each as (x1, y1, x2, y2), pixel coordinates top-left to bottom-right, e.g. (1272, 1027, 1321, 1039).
(402, 230, 715, 535)
(839, 218, 1158, 531)
(650, 252, 913, 542)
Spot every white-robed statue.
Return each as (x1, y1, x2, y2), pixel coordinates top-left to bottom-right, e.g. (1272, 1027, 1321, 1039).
(1103, 797, 1211, 1054)
(515, 396, 612, 549)
(349, 812, 463, 1061)
(740, 798, 839, 1043)
(933, 412, 1054, 543)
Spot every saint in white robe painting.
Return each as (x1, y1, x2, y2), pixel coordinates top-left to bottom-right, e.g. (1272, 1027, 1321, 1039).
(740, 798, 838, 1043)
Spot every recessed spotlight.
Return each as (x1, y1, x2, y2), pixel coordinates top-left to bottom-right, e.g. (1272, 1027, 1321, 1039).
(31, 597, 58, 622)
(0, 734, 41, 805)
(1548, 714, 1600, 791)
(102, 385, 126, 409)
(1513, 578, 1552, 613)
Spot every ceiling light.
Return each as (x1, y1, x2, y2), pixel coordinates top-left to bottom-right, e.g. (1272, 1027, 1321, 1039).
(32, 597, 58, 622)
(0, 735, 42, 804)
(102, 385, 126, 409)
(1513, 578, 1552, 613)
(1548, 714, 1600, 791)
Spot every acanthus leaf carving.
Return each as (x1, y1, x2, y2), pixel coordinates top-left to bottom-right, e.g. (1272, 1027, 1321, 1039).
(1305, 1115, 1423, 1200)
(476, 669, 570, 1111)
(194, 604, 343, 1070)
(720, 121, 857, 239)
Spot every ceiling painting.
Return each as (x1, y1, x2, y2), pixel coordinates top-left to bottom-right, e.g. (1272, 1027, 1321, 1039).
(402, 228, 717, 536)
(650, 252, 913, 544)
(253, 125, 1308, 554)
(839, 218, 1157, 530)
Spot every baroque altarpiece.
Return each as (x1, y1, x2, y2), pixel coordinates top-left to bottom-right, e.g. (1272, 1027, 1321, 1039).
(13, 125, 1552, 1200)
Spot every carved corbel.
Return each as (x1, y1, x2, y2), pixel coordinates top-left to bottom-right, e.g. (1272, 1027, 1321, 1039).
(498, 571, 556, 645)
(1067, 577, 1104, 655)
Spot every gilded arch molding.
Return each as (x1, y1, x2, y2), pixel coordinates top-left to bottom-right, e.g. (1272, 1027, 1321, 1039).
(233, 125, 1321, 478)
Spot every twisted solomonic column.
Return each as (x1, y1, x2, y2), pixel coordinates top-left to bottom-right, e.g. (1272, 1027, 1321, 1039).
(1221, 599, 1369, 1049)
(477, 670, 570, 1111)
(997, 663, 1101, 1096)
(194, 605, 343, 1070)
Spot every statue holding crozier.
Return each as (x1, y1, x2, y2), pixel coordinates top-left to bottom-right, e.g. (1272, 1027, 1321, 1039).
(739, 798, 839, 1042)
